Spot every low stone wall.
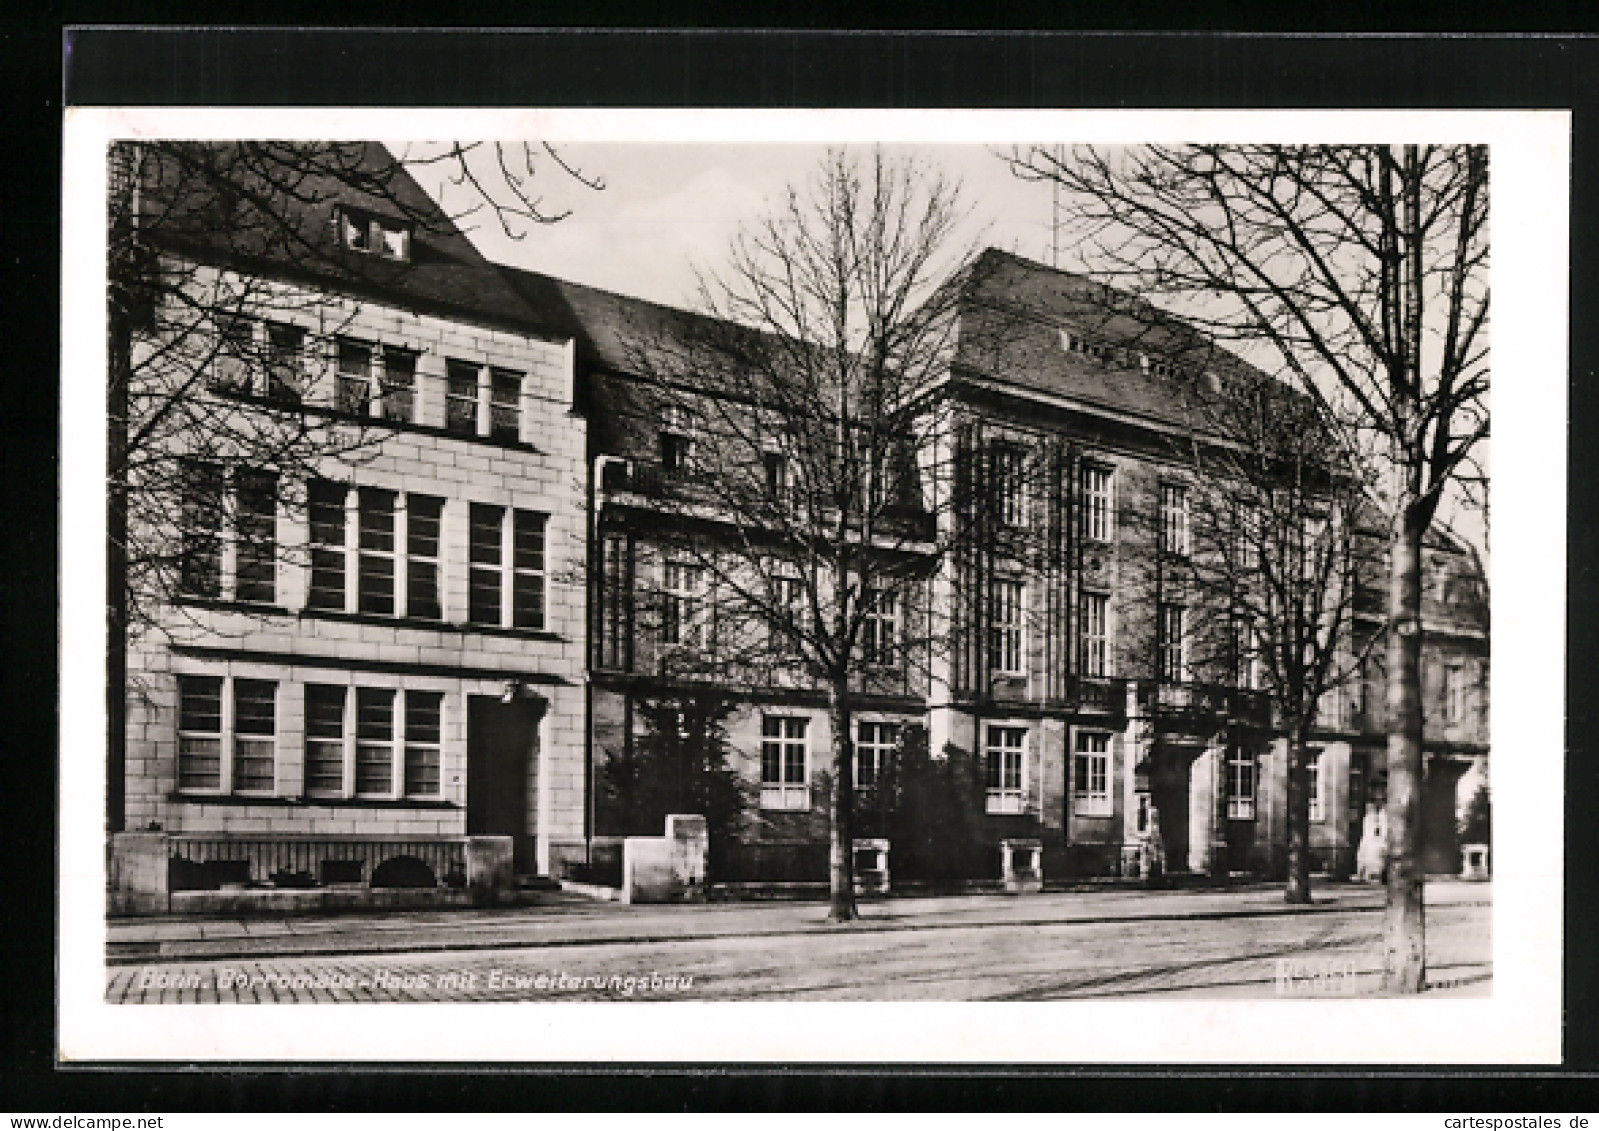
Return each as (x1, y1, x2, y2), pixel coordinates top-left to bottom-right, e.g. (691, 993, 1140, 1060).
(621, 814, 709, 904)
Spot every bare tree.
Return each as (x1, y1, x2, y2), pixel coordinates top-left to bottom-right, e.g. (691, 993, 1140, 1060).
(1123, 359, 1382, 901)
(1004, 143, 1489, 991)
(106, 139, 601, 832)
(605, 149, 1054, 922)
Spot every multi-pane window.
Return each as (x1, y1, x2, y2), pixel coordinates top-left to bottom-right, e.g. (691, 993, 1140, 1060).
(232, 679, 277, 793)
(1227, 748, 1256, 820)
(306, 685, 442, 800)
(406, 495, 443, 620)
(991, 444, 1027, 526)
(988, 578, 1024, 675)
(861, 585, 899, 668)
(1236, 502, 1260, 570)
(468, 503, 504, 626)
(984, 724, 1027, 814)
(179, 463, 276, 604)
(178, 461, 224, 598)
(1236, 618, 1264, 690)
(1080, 591, 1109, 677)
(337, 207, 411, 262)
(513, 510, 548, 630)
(336, 339, 373, 415)
(404, 691, 444, 797)
(307, 480, 349, 612)
(1160, 483, 1190, 556)
(660, 406, 695, 474)
(264, 321, 306, 402)
(469, 504, 549, 630)
(304, 684, 348, 796)
(380, 347, 417, 423)
(446, 359, 481, 436)
(177, 675, 224, 791)
(1081, 464, 1113, 542)
(1072, 730, 1112, 816)
(764, 450, 790, 504)
(1307, 752, 1324, 822)
(357, 487, 397, 615)
(855, 720, 900, 791)
(662, 561, 707, 648)
(211, 315, 254, 392)
(760, 715, 809, 810)
(355, 687, 397, 797)
(489, 368, 522, 442)
(176, 675, 276, 795)
(1157, 603, 1187, 683)
(768, 572, 805, 652)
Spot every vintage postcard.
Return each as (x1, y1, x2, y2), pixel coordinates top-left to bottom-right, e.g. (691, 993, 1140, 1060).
(59, 106, 1564, 1063)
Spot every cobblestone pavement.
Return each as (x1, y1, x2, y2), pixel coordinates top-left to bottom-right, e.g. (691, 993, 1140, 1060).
(106, 882, 1490, 1003)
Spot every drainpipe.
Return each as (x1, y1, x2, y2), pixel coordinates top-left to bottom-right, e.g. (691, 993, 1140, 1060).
(586, 453, 631, 866)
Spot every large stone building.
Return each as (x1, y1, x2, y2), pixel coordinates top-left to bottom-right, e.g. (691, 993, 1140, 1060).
(108, 147, 1489, 910)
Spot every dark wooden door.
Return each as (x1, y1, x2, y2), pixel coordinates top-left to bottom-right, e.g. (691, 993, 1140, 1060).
(467, 696, 539, 872)
(1149, 750, 1191, 871)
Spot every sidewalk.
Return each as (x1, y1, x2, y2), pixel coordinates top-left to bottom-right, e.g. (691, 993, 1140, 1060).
(107, 879, 1490, 965)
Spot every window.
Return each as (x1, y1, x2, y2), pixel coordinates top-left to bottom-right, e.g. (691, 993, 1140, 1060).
(304, 684, 348, 796)
(1227, 748, 1256, 820)
(404, 691, 444, 797)
(988, 578, 1024, 676)
(307, 480, 348, 612)
(512, 509, 547, 630)
(264, 321, 306, 402)
(764, 450, 790, 504)
(468, 504, 547, 630)
(1236, 618, 1264, 690)
(338, 207, 411, 262)
(855, 720, 899, 791)
(861, 585, 899, 667)
(306, 685, 441, 800)
(355, 687, 397, 797)
(769, 571, 805, 651)
(660, 406, 695, 474)
(446, 359, 481, 436)
(1082, 464, 1113, 542)
(211, 315, 254, 392)
(1134, 789, 1152, 835)
(356, 488, 397, 615)
(232, 679, 277, 793)
(489, 368, 522, 442)
(1236, 502, 1260, 570)
(984, 724, 1027, 814)
(760, 715, 809, 810)
(177, 675, 277, 795)
(1158, 603, 1186, 683)
(1443, 664, 1466, 726)
(1307, 752, 1324, 822)
(991, 444, 1026, 526)
(1080, 591, 1109, 678)
(336, 339, 373, 415)
(178, 461, 223, 598)
(179, 463, 276, 604)
(234, 469, 277, 604)
(406, 495, 443, 620)
(1160, 483, 1190, 556)
(1073, 730, 1112, 816)
(662, 561, 707, 648)
(177, 675, 224, 791)
(380, 347, 417, 422)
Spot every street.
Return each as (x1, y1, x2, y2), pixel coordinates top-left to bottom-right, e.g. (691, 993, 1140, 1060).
(106, 880, 1491, 1003)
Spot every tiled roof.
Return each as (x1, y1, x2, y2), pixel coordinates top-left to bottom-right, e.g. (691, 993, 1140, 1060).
(133, 141, 543, 331)
(952, 248, 1267, 430)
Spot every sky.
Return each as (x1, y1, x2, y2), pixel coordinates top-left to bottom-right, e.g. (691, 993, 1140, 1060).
(417, 142, 1061, 309)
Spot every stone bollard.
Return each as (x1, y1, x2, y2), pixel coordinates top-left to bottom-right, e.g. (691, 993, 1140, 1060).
(667, 814, 709, 902)
(1001, 838, 1043, 894)
(465, 836, 515, 906)
(1459, 842, 1490, 880)
(852, 839, 890, 895)
(1355, 805, 1387, 883)
(108, 831, 171, 915)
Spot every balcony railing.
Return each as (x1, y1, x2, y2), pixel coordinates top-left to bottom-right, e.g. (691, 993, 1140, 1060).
(1072, 675, 1128, 715)
(1139, 682, 1272, 728)
(168, 834, 469, 891)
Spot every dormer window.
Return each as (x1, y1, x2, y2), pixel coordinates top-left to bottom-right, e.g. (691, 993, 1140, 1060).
(336, 207, 411, 263)
(660, 405, 696, 475)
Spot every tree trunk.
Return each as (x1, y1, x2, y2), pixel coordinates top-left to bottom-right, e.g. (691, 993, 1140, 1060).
(1210, 738, 1230, 882)
(1381, 508, 1428, 991)
(826, 676, 859, 922)
(107, 282, 131, 835)
(1284, 733, 1312, 904)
